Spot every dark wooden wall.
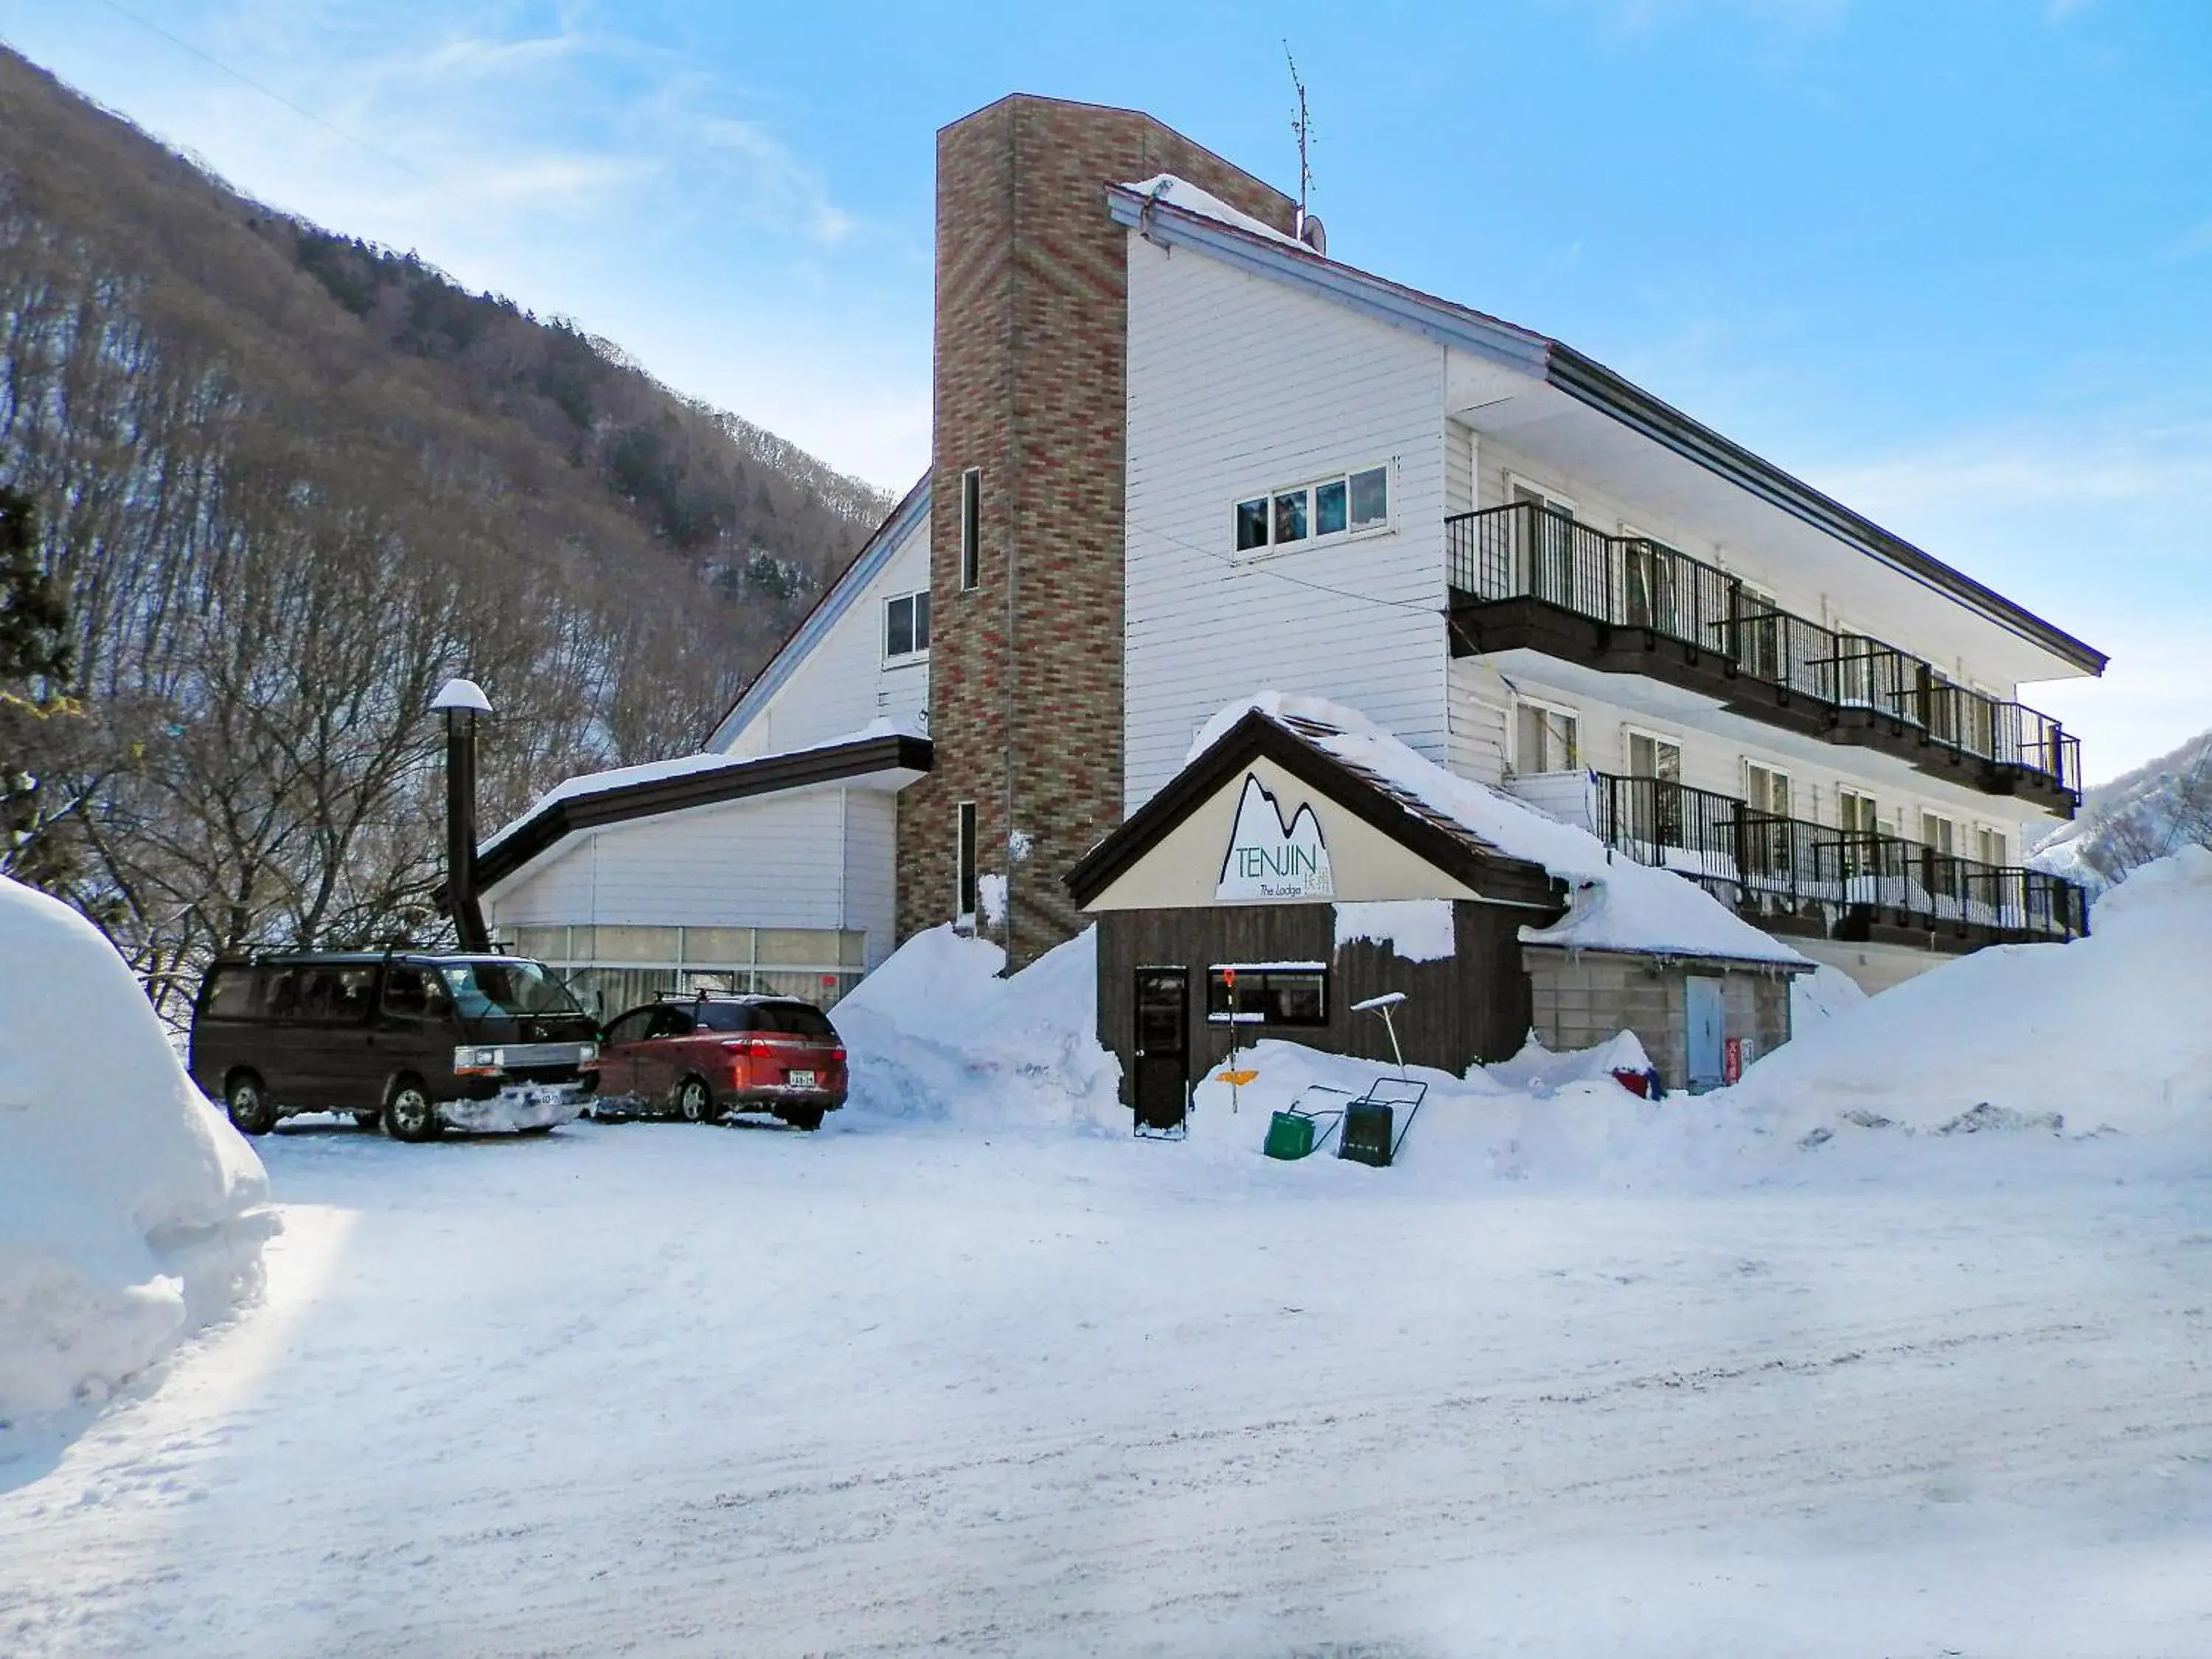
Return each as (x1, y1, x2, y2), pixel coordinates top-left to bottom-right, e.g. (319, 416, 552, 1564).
(1093, 901, 1535, 1103)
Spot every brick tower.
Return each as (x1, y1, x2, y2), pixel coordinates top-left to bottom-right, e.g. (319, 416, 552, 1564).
(897, 94, 1295, 967)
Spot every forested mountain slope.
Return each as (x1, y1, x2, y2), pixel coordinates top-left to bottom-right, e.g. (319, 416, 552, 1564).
(0, 46, 890, 1014)
(2032, 727, 2212, 894)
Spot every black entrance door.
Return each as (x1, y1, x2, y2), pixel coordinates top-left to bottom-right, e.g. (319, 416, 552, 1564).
(1131, 968, 1190, 1132)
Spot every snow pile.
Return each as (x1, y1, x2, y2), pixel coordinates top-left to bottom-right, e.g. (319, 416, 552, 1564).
(1119, 174, 1307, 250)
(831, 925, 1123, 1130)
(1191, 693, 1808, 967)
(1334, 899, 1455, 961)
(1789, 963, 1868, 1031)
(1732, 845, 2212, 1137)
(0, 878, 277, 1425)
(1181, 1034, 1749, 1189)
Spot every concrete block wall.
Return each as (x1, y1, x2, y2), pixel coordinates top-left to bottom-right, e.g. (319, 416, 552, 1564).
(897, 94, 1297, 965)
(1523, 947, 1794, 1091)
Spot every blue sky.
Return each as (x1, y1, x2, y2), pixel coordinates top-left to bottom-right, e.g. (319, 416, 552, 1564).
(3, 1, 2206, 779)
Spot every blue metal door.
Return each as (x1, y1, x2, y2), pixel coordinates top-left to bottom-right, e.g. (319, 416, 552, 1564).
(1686, 975, 1726, 1092)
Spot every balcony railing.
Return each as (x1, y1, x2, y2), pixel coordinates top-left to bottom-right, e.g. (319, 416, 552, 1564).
(1447, 502, 2082, 800)
(1590, 772, 2089, 942)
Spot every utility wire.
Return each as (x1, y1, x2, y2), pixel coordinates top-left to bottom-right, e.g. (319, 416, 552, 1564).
(93, 0, 437, 187)
(1123, 514, 1454, 621)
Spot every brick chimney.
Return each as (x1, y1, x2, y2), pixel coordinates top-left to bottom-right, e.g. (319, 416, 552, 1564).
(898, 94, 1295, 967)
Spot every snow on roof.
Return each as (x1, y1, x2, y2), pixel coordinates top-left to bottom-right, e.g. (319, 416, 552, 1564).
(1191, 693, 1811, 968)
(479, 713, 926, 856)
(1119, 174, 1307, 251)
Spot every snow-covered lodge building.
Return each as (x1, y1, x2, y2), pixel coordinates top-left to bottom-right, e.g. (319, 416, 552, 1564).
(478, 94, 2101, 1092)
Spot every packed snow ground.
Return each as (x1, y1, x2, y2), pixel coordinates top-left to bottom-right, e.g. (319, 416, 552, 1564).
(4, 854, 2212, 1655)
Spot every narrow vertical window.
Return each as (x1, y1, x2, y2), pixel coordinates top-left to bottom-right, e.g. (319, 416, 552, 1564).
(959, 467, 981, 591)
(956, 801, 978, 921)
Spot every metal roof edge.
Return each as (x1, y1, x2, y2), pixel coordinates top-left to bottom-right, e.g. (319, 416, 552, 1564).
(1542, 349, 2109, 676)
(476, 732, 934, 897)
(703, 474, 933, 752)
(1105, 186, 1551, 378)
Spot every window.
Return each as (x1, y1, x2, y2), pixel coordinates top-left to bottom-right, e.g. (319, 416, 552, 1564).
(1516, 702, 1580, 774)
(1206, 965, 1328, 1027)
(299, 964, 377, 1023)
(956, 801, 978, 922)
(1627, 731, 1680, 784)
(378, 965, 449, 1020)
(1837, 788, 1879, 880)
(1744, 762, 1791, 819)
(201, 967, 254, 1020)
(1511, 479, 1577, 604)
(884, 589, 931, 662)
(959, 468, 981, 590)
(1736, 583, 1784, 682)
(1233, 464, 1390, 557)
(1624, 730, 1682, 846)
(602, 1009, 655, 1048)
(1975, 826, 2007, 867)
(1920, 811, 1958, 856)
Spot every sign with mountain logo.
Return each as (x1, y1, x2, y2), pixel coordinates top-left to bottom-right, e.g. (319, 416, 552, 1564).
(1217, 774, 1334, 901)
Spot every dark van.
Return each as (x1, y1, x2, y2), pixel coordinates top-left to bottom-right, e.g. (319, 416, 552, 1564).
(188, 953, 599, 1142)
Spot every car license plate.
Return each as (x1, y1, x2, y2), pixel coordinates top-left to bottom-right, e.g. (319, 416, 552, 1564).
(787, 1069, 816, 1090)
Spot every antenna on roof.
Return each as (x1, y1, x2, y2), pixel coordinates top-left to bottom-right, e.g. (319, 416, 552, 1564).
(1284, 43, 1326, 256)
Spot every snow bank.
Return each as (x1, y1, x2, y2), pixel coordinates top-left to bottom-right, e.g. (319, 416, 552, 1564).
(0, 878, 277, 1424)
(832, 925, 1124, 1131)
(1731, 845, 2212, 1136)
(1333, 899, 1455, 961)
(1191, 693, 1808, 968)
(1179, 1034, 1751, 1189)
(1789, 964, 1868, 1032)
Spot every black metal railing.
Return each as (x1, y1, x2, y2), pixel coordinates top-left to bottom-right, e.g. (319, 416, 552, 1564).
(1591, 772, 2089, 941)
(1448, 502, 2083, 799)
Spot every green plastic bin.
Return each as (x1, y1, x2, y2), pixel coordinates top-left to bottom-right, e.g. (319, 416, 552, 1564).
(1264, 1110, 1317, 1161)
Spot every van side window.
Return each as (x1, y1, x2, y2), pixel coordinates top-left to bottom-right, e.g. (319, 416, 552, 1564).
(380, 966, 446, 1020)
(298, 967, 375, 1022)
(603, 1009, 655, 1047)
(202, 967, 254, 1018)
(264, 967, 305, 1019)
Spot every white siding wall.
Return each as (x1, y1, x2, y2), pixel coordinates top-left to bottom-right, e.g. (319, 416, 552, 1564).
(721, 526, 931, 759)
(840, 787, 900, 970)
(1445, 656, 1511, 786)
(486, 787, 862, 933)
(1123, 232, 1452, 812)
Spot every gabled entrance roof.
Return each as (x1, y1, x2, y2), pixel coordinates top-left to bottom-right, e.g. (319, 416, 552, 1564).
(1065, 708, 1564, 914)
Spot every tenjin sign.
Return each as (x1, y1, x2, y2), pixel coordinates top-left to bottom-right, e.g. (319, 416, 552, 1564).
(1217, 773, 1334, 901)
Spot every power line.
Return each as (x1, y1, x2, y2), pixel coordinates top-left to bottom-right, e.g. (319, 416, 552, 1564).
(93, 0, 437, 187)
(1123, 513, 1453, 621)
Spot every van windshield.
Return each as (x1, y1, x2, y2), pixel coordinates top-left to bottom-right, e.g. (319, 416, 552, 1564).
(437, 960, 585, 1020)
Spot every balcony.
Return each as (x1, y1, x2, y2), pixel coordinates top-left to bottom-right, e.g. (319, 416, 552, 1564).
(1587, 771, 2090, 946)
(1446, 502, 2082, 814)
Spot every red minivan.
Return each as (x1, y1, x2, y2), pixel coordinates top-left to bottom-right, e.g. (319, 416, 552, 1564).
(594, 994, 847, 1130)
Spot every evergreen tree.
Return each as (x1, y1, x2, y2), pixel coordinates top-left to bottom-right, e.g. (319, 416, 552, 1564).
(0, 487, 77, 886)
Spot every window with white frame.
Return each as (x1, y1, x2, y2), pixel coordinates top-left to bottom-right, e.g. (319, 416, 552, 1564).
(1233, 462, 1391, 556)
(1920, 810, 1958, 856)
(1744, 760, 1791, 819)
(1623, 729, 1682, 846)
(883, 588, 931, 664)
(1515, 700, 1580, 774)
(1975, 825, 2006, 866)
(1626, 729, 1680, 784)
(1837, 787, 1879, 878)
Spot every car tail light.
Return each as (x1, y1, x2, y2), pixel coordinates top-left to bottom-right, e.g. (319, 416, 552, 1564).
(828, 1047, 846, 1064)
(721, 1038, 768, 1057)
